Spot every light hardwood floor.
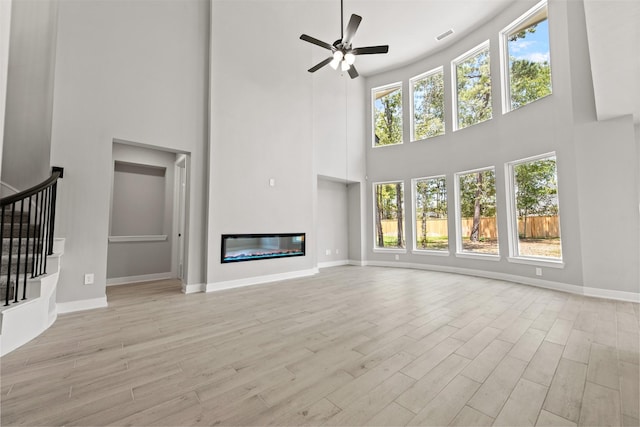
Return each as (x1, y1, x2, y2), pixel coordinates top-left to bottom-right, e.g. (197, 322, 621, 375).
(1, 266, 638, 426)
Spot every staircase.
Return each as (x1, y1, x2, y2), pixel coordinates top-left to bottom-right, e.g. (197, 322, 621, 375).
(1, 211, 42, 303)
(0, 169, 63, 356)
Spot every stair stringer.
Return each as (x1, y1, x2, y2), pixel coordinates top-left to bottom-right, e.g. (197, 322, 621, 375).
(0, 238, 64, 356)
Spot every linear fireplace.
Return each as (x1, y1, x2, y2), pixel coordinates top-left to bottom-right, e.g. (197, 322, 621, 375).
(221, 233, 305, 263)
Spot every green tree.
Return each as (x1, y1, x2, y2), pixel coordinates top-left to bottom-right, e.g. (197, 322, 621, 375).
(459, 170, 496, 241)
(508, 21, 552, 110)
(375, 183, 404, 248)
(414, 72, 445, 140)
(514, 158, 558, 238)
(374, 88, 402, 146)
(510, 59, 551, 109)
(456, 47, 492, 129)
(415, 178, 447, 248)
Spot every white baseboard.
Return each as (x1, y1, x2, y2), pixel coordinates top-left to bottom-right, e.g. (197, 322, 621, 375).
(182, 283, 205, 294)
(106, 272, 174, 286)
(348, 259, 367, 266)
(364, 260, 640, 303)
(584, 287, 640, 303)
(57, 297, 108, 314)
(206, 268, 319, 293)
(318, 260, 349, 269)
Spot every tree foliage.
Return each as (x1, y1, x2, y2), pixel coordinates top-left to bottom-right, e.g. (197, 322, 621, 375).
(514, 158, 558, 238)
(459, 170, 496, 242)
(508, 21, 552, 109)
(413, 72, 445, 140)
(415, 177, 447, 249)
(456, 47, 492, 129)
(375, 183, 404, 248)
(374, 88, 402, 146)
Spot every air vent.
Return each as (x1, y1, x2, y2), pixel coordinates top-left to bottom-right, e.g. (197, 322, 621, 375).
(436, 29, 454, 41)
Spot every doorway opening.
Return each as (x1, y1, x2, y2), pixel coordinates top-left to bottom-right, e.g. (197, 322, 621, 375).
(106, 140, 190, 290)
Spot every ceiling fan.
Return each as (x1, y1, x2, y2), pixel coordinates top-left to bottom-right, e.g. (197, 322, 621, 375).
(300, 0, 389, 79)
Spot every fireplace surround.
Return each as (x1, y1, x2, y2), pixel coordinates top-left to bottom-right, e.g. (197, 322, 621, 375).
(221, 233, 305, 263)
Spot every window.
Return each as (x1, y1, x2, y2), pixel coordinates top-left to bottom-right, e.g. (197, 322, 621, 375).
(453, 42, 492, 130)
(413, 176, 448, 252)
(374, 181, 405, 249)
(501, 0, 552, 112)
(372, 83, 403, 147)
(411, 68, 445, 141)
(455, 168, 499, 255)
(506, 154, 562, 261)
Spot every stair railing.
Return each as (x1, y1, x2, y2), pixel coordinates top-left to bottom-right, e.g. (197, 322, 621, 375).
(0, 168, 62, 306)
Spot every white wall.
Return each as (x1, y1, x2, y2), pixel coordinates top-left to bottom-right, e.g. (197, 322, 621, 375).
(0, 0, 12, 181)
(50, 0, 209, 304)
(317, 178, 349, 266)
(208, 1, 324, 285)
(2, 0, 58, 190)
(363, 0, 639, 296)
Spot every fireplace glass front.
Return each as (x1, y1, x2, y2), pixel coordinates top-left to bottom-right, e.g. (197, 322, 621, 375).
(221, 233, 305, 263)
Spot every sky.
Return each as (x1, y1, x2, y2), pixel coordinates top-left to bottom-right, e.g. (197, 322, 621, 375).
(509, 19, 551, 64)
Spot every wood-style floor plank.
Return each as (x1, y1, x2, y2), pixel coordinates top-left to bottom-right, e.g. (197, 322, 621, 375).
(1, 266, 637, 426)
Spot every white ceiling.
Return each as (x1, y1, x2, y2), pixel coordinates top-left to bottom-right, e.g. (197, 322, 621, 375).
(304, 0, 516, 76)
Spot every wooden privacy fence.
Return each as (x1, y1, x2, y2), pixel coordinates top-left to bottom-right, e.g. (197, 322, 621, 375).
(380, 215, 559, 239)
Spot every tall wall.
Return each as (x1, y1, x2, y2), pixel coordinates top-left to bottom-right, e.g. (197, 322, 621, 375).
(208, 1, 364, 286)
(364, 0, 639, 297)
(50, 0, 209, 306)
(2, 0, 58, 191)
(0, 0, 12, 181)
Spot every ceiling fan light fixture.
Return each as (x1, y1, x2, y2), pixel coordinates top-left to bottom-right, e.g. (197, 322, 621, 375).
(333, 50, 344, 61)
(344, 52, 356, 65)
(329, 57, 341, 70)
(341, 61, 351, 71)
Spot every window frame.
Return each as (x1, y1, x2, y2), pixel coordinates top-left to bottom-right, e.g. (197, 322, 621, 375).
(451, 40, 492, 132)
(499, 0, 552, 114)
(453, 166, 500, 260)
(504, 152, 564, 267)
(372, 180, 407, 253)
(410, 66, 445, 142)
(411, 175, 450, 255)
(371, 82, 404, 148)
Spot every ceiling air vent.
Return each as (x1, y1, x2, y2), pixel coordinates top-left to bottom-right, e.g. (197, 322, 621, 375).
(436, 29, 454, 41)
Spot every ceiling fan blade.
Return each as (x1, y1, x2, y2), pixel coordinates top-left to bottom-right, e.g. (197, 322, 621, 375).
(300, 34, 334, 51)
(308, 57, 333, 73)
(342, 14, 362, 47)
(352, 45, 389, 55)
(348, 65, 359, 79)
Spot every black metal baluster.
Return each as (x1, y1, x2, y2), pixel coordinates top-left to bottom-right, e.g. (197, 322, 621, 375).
(48, 182, 58, 255)
(37, 189, 46, 277)
(14, 199, 24, 303)
(1, 206, 5, 306)
(42, 187, 50, 274)
(6, 204, 15, 306)
(23, 196, 32, 300)
(31, 192, 40, 279)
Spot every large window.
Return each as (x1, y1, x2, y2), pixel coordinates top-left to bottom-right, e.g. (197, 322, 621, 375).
(411, 68, 445, 141)
(501, 1, 552, 112)
(413, 176, 448, 252)
(372, 83, 403, 147)
(507, 154, 562, 261)
(453, 42, 492, 130)
(374, 181, 405, 249)
(455, 168, 499, 255)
